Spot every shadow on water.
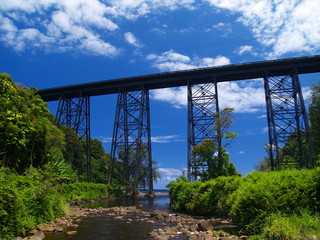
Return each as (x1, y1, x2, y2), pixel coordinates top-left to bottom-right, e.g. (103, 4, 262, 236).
(45, 193, 172, 240)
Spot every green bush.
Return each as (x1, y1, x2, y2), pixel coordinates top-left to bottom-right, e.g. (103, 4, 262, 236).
(0, 167, 115, 239)
(0, 168, 69, 239)
(230, 168, 320, 234)
(0, 185, 33, 239)
(60, 182, 113, 201)
(168, 168, 320, 236)
(189, 176, 242, 216)
(168, 176, 242, 216)
(258, 210, 320, 239)
(168, 180, 201, 211)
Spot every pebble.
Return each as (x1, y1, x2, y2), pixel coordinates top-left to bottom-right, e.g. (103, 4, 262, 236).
(66, 231, 78, 236)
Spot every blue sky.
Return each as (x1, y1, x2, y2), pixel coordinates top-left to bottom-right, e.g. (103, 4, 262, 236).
(0, 0, 319, 188)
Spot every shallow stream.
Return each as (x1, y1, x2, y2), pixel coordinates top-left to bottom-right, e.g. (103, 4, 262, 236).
(44, 194, 172, 240)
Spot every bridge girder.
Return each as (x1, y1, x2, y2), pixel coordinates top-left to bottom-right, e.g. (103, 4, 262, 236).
(56, 95, 91, 181)
(187, 80, 219, 181)
(110, 87, 153, 193)
(264, 69, 315, 170)
(38, 56, 320, 185)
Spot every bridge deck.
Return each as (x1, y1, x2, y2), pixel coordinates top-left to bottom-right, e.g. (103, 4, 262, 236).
(39, 55, 320, 101)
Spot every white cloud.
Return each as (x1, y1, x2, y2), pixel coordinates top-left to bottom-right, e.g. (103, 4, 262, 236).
(237, 45, 253, 55)
(147, 50, 221, 109)
(0, 0, 198, 56)
(207, 22, 232, 37)
(124, 32, 143, 48)
(151, 135, 185, 143)
(158, 168, 183, 176)
(151, 87, 187, 108)
(107, 0, 196, 19)
(156, 167, 187, 187)
(1, 0, 319, 58)
(0, 0, 121, 56)
(148, 50, 267, 113)
(147, 50, 230, 72)
(205, 0, 320, 58)
(218, 80, 266, 113)
(257, 114, 267, 119)
(151, 79, 266, 113)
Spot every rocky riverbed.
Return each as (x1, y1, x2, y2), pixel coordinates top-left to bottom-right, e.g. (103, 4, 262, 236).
(11, 202, 248, 240)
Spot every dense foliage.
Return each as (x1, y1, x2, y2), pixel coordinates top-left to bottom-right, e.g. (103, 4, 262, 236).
(0, 73, 123, 238)
(309, 81, 320, 162)
(168, 175, 242, 216)
(0, 167, 115, 239)
(0, 73, 65, 173)
(255, 210, 320, 240)
(168, 168, 320, 238)
(191, 108, 239, 180)
(60, 182, 113, 201)
(192, 139, 239, 180)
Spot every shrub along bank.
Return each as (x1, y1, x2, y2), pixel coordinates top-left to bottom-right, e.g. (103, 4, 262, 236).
(0, 168, 116, 239)
(167, 168, 320, 239)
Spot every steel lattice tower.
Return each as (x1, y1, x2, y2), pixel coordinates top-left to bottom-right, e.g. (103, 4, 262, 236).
(110, 87, 153, 194)
(56, 95, 91, 181)
(264, 69, 315, 170)
(187, 81, 219, 181)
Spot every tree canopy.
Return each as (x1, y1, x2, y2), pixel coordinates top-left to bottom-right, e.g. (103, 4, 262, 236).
(0, 73, 65, 173)
(191, 108, 239, 180)
(309, 81, 320, 162)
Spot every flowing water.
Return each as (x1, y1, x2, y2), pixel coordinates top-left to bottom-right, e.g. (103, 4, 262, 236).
(44, 192, 237, 240)
(44, 193, 172, 240)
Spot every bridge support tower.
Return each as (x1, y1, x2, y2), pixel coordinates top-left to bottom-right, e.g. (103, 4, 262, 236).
(187, 80, 219, 181)
(110, 87, 153, 195)
(56, 95, 91, 181)
(264, 69, 315, 170)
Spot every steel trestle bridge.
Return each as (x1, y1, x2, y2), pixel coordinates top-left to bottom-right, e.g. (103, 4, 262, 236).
(39, 55, 320, 191)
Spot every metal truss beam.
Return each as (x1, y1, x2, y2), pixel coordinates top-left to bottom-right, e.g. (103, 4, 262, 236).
(187, 80, 219, 181)
(39, 55, 320, 101)
(264, 69, 315, 170)
(56, 95, 91, 181)
(110, 87, 153, 194)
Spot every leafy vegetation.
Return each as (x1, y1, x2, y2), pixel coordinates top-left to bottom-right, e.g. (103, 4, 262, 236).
(309, 81, 320, 163)
(0, 167, 115, 239)
(168, 168, 320, 238)
(191, 108, 239, 180)
(231, 168, 320, 234)
(257, 210, 320, 240)
(168, 175, 242, 217)
(0, 73, 66, 173)
(0, 73, 122, 238)
(60, 182, 114, 201)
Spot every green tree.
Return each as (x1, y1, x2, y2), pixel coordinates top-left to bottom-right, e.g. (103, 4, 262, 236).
(214, 108, 237, 149)
(309, 81, 320, 163)
(191, 108, 239, 180)
(254, 144, 272, 172)
(90, 138, 110, 184)
(192, 139, 239, 180)
(0, 73, 65, 173)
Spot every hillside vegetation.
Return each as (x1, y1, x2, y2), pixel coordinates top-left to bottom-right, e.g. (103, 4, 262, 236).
(0, 73, 120, 238)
